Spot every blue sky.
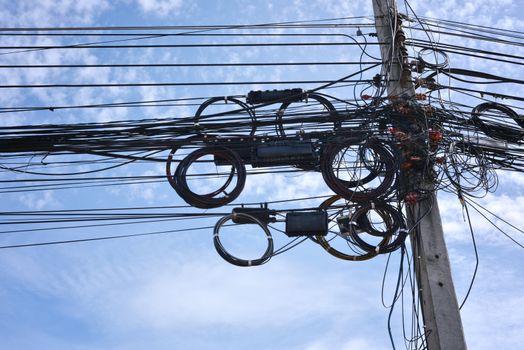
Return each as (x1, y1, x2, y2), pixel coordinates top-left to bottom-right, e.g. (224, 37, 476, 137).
(1, 0, 524, 349)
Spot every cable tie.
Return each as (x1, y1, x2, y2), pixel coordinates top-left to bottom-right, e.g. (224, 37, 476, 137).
(375, 246, 380, 253)
(248, 260, 252, 267)
(213, 233, 219, 237)
(399, 229, 408, 233)
(349, 221, 358, 226)
(370, 201, 375, 209)
(224, 96, 228, 103)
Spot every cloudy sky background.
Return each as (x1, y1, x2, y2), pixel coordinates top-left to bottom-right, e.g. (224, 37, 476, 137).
(1, 0, 524, 349)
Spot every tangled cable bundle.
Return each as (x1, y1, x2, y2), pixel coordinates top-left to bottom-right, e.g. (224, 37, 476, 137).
(153, 85, 524, 256)
(3, 19, 524, 272)
(346, 201, 408, 255)
(275, 92, 340, 137)
(315, 195, 387, 261)
(5, 12, 524, 350)
(442, 142, 498, 196)
(194, 96, 257, 136)
(320, 138, 396, 202)
(313, 195, 407, 261)
(169, 146, 246, 209)
(209, 195, 407, 266)
(417, 48, 449, 70)
(470, 102, 524, 143)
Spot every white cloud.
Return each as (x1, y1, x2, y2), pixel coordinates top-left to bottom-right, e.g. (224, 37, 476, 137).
(0, 0, 110, 26)
(136, 0, 184, 15)
(18, 190, 59, 210)
(125, 259, 355, 329)
(0, 245, 381, 335)
(1, 1, 524, 349)
(243, 171, 331, 203)
(303, 336, 389, 350)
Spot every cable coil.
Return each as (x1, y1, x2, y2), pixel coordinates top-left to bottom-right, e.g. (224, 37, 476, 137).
(417, 47, 449, 69)
(276, 93, 339, 137)
(471, 102, 523, 142)
(320, 139, 395, 202)
(315, 195, 390, 261)
(194, 96, 257, 136)
(170, 146, 246, 208)
(348, 201, 407, 254)
(213, 212, 273, 267)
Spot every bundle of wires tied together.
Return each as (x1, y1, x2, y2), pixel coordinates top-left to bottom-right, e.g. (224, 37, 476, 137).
(3, 10, 524, 350)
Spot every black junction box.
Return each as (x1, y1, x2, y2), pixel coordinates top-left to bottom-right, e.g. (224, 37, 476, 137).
(285, 211, 328, 237)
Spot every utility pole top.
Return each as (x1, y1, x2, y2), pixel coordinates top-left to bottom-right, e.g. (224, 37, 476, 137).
(372, 0, 413, 98)
(371, 1, 468, 349)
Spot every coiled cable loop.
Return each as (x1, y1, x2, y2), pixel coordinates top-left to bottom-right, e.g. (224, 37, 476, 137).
(471, 102, 523, 142)
(195, 96, 257, 136)
(172, 146, 246, 208)
(348, 201, 407, 254)
(166, 135, 216, 192)
(213, 213, 273, 267)
(276, 93, 339, 137)
(314, 195, 390, 261)
(417, 48, 449, 70)
(320, 139, 395, 202)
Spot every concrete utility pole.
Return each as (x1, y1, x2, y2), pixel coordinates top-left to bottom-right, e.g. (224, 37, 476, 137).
(371, 1, 467, 349)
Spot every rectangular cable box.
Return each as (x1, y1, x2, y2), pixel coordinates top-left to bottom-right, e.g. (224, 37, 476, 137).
(285, 211, 328, 237)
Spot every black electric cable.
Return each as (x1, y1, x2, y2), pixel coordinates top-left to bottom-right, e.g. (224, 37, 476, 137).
(314, 195, 391, 261)
(470, 102, 524, 142)
(348, 201, 408, 254)
(170, 146, 246, 208)
(465, 198, 524, 249)
(276, 92, 339, 137)
(417, 48, 449, 69)
(458, 198, 479, 310)
(0, 61, 377, 70)
(194, 96, 256, 136)
(320, 138, 396, 202)
(213, 212, 273, 267)
(0, 41, 380, 50)
(0, 78, 370, 89)
(0, 224, 216, 249)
